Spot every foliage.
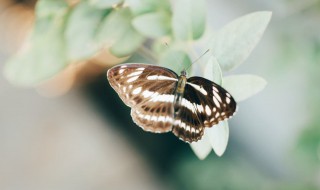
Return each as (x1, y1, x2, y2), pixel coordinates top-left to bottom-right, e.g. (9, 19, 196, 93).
(3, 0, 272, 160)
(4, 0, 270, 89)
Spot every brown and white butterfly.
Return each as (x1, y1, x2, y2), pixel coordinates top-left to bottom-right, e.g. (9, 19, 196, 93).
(107, 63, 237, 143)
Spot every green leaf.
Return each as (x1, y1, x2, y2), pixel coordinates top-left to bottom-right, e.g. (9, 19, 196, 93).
(110, 27, 144, 57)
(36, 0, 68, 18)
(190, 135, 212, 160)
(204, 56, 222, 85)
(4, 15, 69, 86)
(96, 8, 144, 57)
(65, 2, 110, 61)
(125, 0, 171, 15)
(222, 75, 267, 102)
(89, 0, 122, 9)
(132, 11, 171, 38)
(210, 11, 272, 71)
(206, 121, 229, 157)
(159, 49, 192, 74)
(172, 0, 206, 41)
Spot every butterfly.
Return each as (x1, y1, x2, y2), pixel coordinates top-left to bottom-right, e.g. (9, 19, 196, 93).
(107, 63, 237, 143)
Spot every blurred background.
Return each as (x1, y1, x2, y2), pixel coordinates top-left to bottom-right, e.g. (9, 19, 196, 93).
(0, 0, 319, 189)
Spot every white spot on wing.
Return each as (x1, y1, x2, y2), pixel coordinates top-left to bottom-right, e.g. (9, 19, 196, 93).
(151, 94, 174, 103)
(187, 83, 208, 95)
(226, 97, 231, 104)
(119, 69, 124, 74)
(213, 96, 220, 108)
(212, 86, 219, 92)
(132, 87, 142, 95)
(147, 75, 177, 81)
(127, 76, 139, 83)
(142, 90, 154, 98)
(205, 105, 211, 116)
(127, 70, 143, 77)
(181, 98, 196, 113)
(213, 91, 222, 102)
(196, 104, 204, 113)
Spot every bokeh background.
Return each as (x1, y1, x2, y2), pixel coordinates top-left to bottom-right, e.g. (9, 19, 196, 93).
(0, 0, 319, 189)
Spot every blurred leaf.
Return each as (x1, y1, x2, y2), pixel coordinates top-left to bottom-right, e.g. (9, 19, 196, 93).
(4, 10, 69, 86)
(110, 27, 145, 57)
(126, 0, 171, 15)
(210, 11, 272, 71)
(174, 156, 268, 190)
(36, 0, 68, 18)
(222, 75, 267, 102)
(66, 2, 110, 61)
(204, 56, 222, 85)
(89, 0, 122, 9)
(159, 48, 192, 74)
(96, 8, 144, 57)
(132, 11, 171, 38)
(190, 135, 212, 160)
(172, 0, 206, 41)
(206, 121, 229, 157)
(294, 124, 320, 174)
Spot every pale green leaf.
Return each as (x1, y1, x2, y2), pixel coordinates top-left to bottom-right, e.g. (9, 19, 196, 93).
(65, 2, 109, 61)
(110, 27, 144, 57)
(125, 0, 170, 15)
(36, 0, 68, 18)
(96, 8, 144, 57)
(210, 11, 272, 71)
(159, 49, 192, 74)
(89, 0, 122, 9)
(172, 0, 206, 41)
(4, 17, 68, 86)
(190, 135, 212, 160)
(132, 11, 171, 38)
(204, 56, 222, 85)
(223, 75, 267, 102)
(206, 121, 229, 157)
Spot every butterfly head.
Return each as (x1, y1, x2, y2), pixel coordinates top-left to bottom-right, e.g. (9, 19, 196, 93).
(180, 69, 187, 77)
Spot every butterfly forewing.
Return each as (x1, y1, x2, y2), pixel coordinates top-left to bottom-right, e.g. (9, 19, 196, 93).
(107, 64, 178, 133)
(187, 77, 237, 127)
(171, 77, 236, 142)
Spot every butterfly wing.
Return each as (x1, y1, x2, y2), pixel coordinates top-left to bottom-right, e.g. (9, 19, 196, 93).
(107, 64, 178, 133)
(172, 97, 205, 142)
(172, 76, 237, 142)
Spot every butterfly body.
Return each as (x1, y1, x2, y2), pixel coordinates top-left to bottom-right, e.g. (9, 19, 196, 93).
(174, 71, 187, 116)
(107, 64, 237, 143)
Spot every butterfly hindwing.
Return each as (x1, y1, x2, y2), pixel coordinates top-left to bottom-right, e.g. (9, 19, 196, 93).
(107, 64, 178, 133)
(172, 97, 204, 142)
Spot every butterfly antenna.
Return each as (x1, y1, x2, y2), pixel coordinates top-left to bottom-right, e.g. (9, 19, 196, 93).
(164, 42, 184, 68)
(185, 49, 210, 72)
